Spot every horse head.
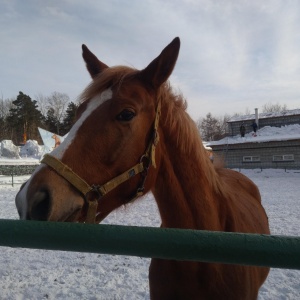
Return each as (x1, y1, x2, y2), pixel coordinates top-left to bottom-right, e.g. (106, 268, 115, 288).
(15, 37, 180, 223)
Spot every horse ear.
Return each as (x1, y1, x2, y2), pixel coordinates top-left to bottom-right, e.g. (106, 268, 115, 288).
(82, 44, 108, 79)
(138, 37, 180, 90)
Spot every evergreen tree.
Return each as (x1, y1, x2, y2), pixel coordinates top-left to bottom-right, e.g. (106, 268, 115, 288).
(0, 117, 5, 141)
(45, 107, 60, 134)
(6, 92, 43, 144)
(61, 102, 78, 135)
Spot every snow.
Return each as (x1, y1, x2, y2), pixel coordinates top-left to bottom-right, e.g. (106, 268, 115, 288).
(208, 124, 300, 146)
(0, 140, 43, 163)
(0, 167, 299, 299)
(228, 109, 300, 122)
(19, 140, 43, 159)
(0, 140, 20, 159)
(0, 140, 299, 298)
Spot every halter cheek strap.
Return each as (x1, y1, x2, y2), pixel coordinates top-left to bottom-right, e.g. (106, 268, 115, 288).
(41, 100, 161, 224)
(41, 154, 146, 223)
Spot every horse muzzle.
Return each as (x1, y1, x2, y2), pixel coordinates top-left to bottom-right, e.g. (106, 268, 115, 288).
(15, 170, 85, 222)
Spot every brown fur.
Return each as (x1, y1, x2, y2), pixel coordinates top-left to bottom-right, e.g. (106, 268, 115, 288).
(15, 38, 270, 299)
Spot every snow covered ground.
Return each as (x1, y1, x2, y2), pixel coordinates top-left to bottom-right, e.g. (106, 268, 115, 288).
(0, 168, 299, 299)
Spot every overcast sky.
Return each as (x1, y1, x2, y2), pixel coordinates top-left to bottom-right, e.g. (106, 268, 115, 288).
(1, 0, 300, 120)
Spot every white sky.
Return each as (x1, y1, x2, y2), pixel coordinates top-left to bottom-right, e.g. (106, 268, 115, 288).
(1, 0, 300, 120)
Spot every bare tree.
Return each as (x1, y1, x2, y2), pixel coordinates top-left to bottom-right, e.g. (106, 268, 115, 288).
(244, 107, 251, 115)
(261, 102, 288, 113)
(197, 113, 227, 141)
(219, 114, 231, 136)
(35, 93, 48, 118)
(0, 97, 14, 140)
(0, 97, 14, 119)
(46, 92, 70, 134)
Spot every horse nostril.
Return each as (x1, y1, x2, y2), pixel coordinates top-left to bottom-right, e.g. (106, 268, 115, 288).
(30, 190, 51, 221)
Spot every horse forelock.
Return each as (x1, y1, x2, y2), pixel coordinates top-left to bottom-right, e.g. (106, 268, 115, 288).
(80, 66, 137, 103)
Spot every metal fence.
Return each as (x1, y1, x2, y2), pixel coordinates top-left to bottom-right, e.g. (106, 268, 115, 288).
(0, 163, 39, 186)
(0, 220, 299, 270)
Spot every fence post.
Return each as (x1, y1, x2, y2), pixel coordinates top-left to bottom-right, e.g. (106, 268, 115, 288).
(11, 166, 14, 187)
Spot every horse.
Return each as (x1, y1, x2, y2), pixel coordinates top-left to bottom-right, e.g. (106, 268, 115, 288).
(15, 37, 270, 299)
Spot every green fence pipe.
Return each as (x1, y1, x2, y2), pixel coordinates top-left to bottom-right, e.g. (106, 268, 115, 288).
(0, 219, 299, 270)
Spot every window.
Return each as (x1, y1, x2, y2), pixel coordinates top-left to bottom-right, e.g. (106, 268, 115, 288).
(243, 156, 261, 162)
(273, 154, 294, 162)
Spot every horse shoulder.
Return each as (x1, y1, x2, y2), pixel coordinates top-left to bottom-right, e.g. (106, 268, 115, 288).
(215, 168, 269, 234)
(218, 168, 261, 202)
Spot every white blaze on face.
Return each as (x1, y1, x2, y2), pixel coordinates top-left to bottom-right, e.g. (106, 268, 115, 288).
(16, 89, 113, 219)
(51, 88, 113, 159)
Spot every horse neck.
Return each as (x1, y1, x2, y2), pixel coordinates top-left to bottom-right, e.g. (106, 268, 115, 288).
(152, 104, 225, 231)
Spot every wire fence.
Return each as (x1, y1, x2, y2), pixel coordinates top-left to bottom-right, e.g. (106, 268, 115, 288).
(0, 164, 39, 186)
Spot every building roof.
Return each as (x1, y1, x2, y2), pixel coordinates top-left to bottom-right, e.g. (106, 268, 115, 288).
(228, 109, 300, 123)
(207, 124, 300, 146)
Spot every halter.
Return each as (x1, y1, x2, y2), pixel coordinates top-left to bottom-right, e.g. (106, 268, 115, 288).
(41, 100, 161, 224)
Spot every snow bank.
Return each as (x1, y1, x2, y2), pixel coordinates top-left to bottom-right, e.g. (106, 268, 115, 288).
(19, 140, 44, 158)
(0, 140, 43, 161)
(0, 140, 20, 158)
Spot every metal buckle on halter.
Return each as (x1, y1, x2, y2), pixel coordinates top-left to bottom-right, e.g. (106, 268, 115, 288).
(140, 154, 151, 172)
(85, 184, 103, 201)
(135, 155, 150, 195)
(84, 185, 103, 224)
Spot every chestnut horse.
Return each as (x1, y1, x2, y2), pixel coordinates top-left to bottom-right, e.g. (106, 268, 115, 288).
(15, 37, 270, 299)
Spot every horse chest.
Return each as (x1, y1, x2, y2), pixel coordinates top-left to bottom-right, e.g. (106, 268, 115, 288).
(149, 259, 209, 299)
(148, 259, 260, 300)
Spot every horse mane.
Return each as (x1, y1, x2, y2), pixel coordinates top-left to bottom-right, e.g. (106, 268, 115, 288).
(157, 82, 224, 194)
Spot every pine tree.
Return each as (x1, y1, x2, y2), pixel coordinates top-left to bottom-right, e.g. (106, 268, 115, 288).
(45, 107, 60, 134)
(61, 102, 78, 135)
(0, 117, 5, 141)
(6, 92, 44, 144)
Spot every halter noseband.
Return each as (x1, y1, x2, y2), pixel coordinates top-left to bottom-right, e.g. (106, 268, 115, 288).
(41, 100, 161, 224)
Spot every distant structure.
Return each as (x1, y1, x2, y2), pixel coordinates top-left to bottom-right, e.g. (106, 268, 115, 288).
(208, 109, 300, 170)
(227, 109, 300, 136)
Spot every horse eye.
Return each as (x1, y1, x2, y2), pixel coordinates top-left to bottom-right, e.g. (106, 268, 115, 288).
(116, 109, 136, 121)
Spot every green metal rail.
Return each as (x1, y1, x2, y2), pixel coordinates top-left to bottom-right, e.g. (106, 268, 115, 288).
(0, 219, 299, 270)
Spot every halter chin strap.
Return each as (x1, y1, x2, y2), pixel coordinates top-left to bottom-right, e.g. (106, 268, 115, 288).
(41, 100, 161, 224)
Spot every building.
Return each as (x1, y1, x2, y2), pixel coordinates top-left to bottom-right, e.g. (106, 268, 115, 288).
(208, 109, 300, 170)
